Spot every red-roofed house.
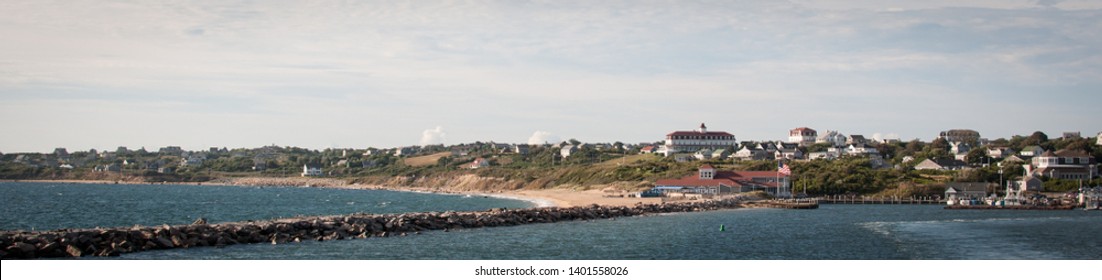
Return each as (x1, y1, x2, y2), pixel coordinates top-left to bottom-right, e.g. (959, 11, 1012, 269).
(789, 127, 817, 146)
(662, 123, 738, 156)
(654, 165, 789, 196)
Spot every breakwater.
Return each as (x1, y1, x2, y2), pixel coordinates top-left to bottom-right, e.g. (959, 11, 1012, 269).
(1, 199, 745, 259)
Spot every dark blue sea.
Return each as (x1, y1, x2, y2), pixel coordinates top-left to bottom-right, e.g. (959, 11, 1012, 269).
(2, 182, 1099, 260)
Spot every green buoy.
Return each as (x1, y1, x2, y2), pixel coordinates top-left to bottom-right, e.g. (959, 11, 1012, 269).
(719, 224, 726, 231)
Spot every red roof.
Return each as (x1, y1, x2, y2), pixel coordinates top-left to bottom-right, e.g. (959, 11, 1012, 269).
(699, 164, 715, 169)
(667, 131, 734, 137)
(656, 170, 784, 188)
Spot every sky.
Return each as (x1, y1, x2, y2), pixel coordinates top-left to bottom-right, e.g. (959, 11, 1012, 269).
(2, 0, 1101, 153)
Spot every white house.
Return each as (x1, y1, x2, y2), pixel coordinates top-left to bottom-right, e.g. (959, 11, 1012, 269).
(789, 127, 817, 146)
(1019, 146, 1045, 157)
(845, 144, 879, 156)
(1097, 132, 1101, 146)
(560, 145, 577, 158)
(662, 123, 737, 156)
(987, 147, 1015, 159)
(950, 142, 971, 161)
(816, 130, 848, 147)
(733, 146, 769, 161)
(1029, 149, 1097, 180)
(302, 165, 323, 177)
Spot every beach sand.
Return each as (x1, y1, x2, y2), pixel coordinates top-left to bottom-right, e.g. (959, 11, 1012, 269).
(3, 178, 659, 208)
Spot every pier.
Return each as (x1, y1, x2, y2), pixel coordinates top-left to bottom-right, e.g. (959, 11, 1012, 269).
(816, 196, 944, 205)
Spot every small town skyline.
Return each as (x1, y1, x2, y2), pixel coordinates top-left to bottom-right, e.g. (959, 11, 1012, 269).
(3, 124, 1099, 154)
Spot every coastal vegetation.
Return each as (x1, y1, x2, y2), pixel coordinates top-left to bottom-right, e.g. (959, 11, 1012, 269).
(2, 133, 1099, 196)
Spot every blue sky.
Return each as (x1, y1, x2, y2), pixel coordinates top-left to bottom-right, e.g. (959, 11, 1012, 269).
(2, 0, 1100, 153)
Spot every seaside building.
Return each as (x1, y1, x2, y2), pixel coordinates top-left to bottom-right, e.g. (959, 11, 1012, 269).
(1097, 132, 1102, 146)
(789, 127, 817, 146)
(816, 130, 847, 147)
(1028, 149, 1098, 180)
(661, 123, 737, 156)
(468, 157, 490, 169)
(944, 182, 993, 206)
(654, 165, 789, 197)
(301, 165, 323, 177)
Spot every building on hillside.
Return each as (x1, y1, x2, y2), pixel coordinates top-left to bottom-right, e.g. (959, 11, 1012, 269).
(1019, 146, 1045, 158)
(987, 147, 1015, 159)
(513, 144, 529, 155)
(733, 146, 770, 161)
(816, 130, 848, 147)
(914, 158, 967, 171)
(945, 182, 994, 205)
(654, 165, 789, 197)
(302, 165, 323, 177)
(1028, 149, 1098, 180)
(468, 157, 490, 169)
(1062, 132, 1081, 139)
(639, 145, 657, 154)
(560, 145, 577, 158)
(939, 129, 981, 143)
(662, 123, 738, 156)
(847, 135, 868, 146)
(950, 142, 971, 161)
(788, 127, 817, 146)
(1097, 132, 1102, 146)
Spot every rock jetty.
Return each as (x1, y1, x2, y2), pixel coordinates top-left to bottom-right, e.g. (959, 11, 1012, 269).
(1, 199, 745, 259)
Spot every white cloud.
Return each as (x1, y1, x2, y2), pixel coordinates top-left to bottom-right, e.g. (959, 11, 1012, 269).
(527, 131, 560, 145)
(420, 126, 447, 146)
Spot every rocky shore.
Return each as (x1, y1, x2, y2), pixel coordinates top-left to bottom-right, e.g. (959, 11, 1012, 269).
(0, 198, 747, 259)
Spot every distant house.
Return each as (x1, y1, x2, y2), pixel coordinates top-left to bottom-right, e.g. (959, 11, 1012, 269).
(816, 130, 848, 147)
(513, 144, 529, 155)
(775, 147, 803, 160)
(1028, 149, 1097, 180)
(711, 149, 732, 160)
(560, 145, 577, 158)
(158, 167, 175, 174)
(950, 142, 971, 159)
(301, 165, 323, 177)
(789, 127, 817, 146)
(808, 151, 841, 160)
(1019, 146, 1045, 157)
(1097, 132, 1102, 145)
(733, 146, 769, 161)
(693, 149, 713, 160)
(914, 158, 967, 171)
(1062, 132, 1081, 139)
(1009, 176, 1043, 192)
(845, 144, 879, 156)
(986, 147, 1015, 159)
(468, 157, 490, 169)
(945, 182, 993, 205)
(394, 146, 418, 157)
(847, 135, 869, 146)
(53, 148, 70, 160)
(662, 123, 738, 156)
(639, 145, 658, 154)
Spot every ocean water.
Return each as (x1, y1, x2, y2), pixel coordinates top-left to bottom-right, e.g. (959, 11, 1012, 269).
(0, 182, 532, 231)
(2, 182, 1100, 260)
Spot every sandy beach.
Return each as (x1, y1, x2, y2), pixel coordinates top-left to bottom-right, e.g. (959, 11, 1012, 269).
(2, 178, 662, 208)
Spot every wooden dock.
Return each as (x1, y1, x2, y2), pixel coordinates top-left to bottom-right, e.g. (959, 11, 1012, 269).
(817, 197, 944, 205)
(747, 200, 820, 209)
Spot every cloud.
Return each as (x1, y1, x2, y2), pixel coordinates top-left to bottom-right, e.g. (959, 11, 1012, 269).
(419, 126, 447, 146)
(527, 131, 560, 145)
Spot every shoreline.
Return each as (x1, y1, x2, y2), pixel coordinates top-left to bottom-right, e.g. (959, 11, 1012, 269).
(1, 178, 664, 208)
